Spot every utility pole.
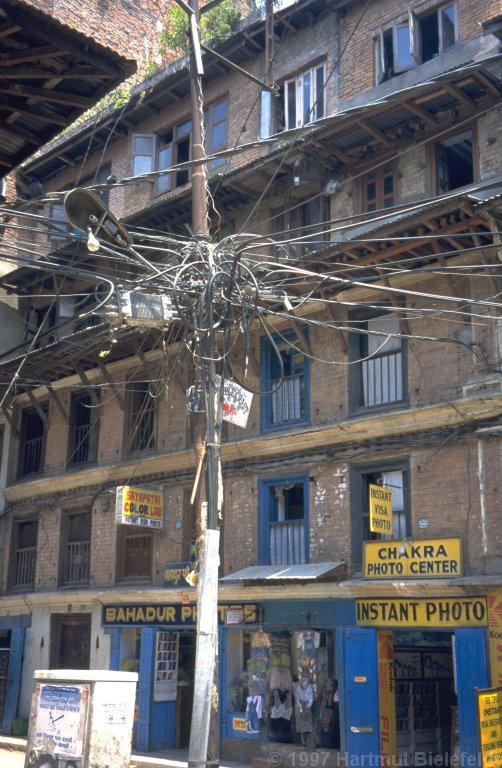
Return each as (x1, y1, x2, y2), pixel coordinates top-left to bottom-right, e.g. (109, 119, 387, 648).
(186, 0, 222, 766)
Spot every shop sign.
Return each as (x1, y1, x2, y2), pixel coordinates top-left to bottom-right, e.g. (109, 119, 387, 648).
(356, 597, 487, 628)
(33, 683, 89, 758)
(115, 485, 163, 529)
(369, 484, 392, 534)
(217, 375, 253, 428)
(232, 717, 247, 732)
(164, 561, 191, 587)
(477, 687, 502, 768)
(488, 591, 502, 688)
(103, 603, 258, 626)
(363, 536, 462, 579)
(377, 631, 396, 766)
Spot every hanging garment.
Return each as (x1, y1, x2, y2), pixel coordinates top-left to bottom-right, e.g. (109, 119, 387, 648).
(294, 680, 314, 734)
(246, 694, 263, 733)
(269, 689, 293, 743)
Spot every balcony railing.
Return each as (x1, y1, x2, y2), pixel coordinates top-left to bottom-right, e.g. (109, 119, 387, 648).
(70, 424, 97, 465)
(14, 547, 36, 587)
(65, 540, 90, 584)
(270, 520, 305, 565)
(271, 374, 303, 424)
(362, 350, 403, 407)
(19, 436, 44, 477)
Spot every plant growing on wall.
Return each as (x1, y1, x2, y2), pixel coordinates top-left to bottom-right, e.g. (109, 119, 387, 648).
(160, 0, 245, 58)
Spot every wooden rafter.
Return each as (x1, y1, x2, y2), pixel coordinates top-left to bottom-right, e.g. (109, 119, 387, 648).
(0, 83, 92, 109)
(402, 99, 438, 126)
(46, 383, 68, 423)
(96, 359, 124, 411)
(25, 388, 48, 426)
(74, 364, 100, 406)
(357, 119, 392, 147)
(442, 81, 477, 112)
(1, 404, 18, 436)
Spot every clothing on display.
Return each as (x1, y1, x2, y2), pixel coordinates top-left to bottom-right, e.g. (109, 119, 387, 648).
(246, 694, 263, 734)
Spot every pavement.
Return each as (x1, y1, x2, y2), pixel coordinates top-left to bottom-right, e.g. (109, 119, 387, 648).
(0, 737, 252, 768)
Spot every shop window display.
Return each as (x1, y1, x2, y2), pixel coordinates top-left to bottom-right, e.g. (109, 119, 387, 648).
(229, 628, 340, 748)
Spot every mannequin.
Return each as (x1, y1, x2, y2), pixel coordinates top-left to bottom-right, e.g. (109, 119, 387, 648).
(294, 677, 314, 744)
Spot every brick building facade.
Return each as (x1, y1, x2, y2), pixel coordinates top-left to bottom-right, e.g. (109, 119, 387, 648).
(0, 0, 501, 765)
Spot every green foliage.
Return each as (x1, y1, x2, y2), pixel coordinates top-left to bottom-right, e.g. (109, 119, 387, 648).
(160, 0, 243, 57)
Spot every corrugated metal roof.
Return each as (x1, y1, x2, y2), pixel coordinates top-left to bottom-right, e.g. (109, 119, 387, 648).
(220, 562, 344, 582)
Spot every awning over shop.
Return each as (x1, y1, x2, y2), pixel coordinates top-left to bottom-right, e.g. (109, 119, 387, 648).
(220, 562, 345, 583)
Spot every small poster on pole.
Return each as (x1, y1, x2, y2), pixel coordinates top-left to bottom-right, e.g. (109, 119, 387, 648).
(216, 376, 253, 428)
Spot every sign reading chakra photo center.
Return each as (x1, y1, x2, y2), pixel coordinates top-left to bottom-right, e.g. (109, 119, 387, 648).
(33, 683, 89, 758)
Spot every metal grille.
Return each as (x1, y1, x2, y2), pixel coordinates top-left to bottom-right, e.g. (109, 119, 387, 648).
(15, 546, 36, 587)
(66, 540, 90, 584)
(362, 350, 403, 406)
(20, 435, 44, 476)
(271, 374, 303, 423)
(270, 521, 305, 565)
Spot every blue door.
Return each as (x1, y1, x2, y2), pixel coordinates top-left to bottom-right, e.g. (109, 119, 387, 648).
(454, 629, 489, 761)
(2, 628, 25, 733)
(337, 627, 380, 761)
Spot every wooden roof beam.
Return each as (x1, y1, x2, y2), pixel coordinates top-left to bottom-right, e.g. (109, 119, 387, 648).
(442, 82, 477, 112)
(356, 119, 392, 147)
(402, 99, 438, 125)
(0, 83, 92, 109)
(46, 383, 68, 423)
(97, 359, 124, 411)
(74, 364, 100, 407)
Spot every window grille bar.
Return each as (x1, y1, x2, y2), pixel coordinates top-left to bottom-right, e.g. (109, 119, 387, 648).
(15, 547, 36, 587)
(362, 350, 402, 406)
(270, 521, 305, 565)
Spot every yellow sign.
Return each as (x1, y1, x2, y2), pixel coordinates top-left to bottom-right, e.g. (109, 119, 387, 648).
(477, 687, 502, 768)
(116, 485, 163, 529)
(378, 631, 396, 766)
(363, 537, 462, 579)
(356, 597, 487, 628)
(488, 591, 502, 688)
(369, 484, 393, 534)
(232, 717, 247, 732)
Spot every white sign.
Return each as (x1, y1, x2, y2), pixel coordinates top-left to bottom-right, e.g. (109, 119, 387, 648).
(218, 376, 253, 428)
(33, 684, 89, 758)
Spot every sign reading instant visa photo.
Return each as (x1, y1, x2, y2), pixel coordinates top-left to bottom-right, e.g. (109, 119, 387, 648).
(369, 483, 393, 534)
(116, 485, 163, 529)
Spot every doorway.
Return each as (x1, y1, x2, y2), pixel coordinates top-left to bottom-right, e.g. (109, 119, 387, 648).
(50, 614, 91, 669)
(0, 630, 10, 728)
(394, 630, 455, 764)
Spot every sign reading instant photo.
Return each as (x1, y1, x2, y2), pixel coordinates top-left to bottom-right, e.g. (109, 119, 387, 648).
(369, 484, 392, 534)
(356, 597, 487, 628)
(116, 485, 163, 529)
(477, 687, 502, 768)
(363, 537, 462, 579)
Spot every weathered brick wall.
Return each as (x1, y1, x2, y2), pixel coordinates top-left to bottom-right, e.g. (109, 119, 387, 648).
(338, 0, 498, 102)
(23, 0, 164, 64)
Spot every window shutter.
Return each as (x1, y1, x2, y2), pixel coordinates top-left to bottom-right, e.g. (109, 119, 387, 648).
(409, 9, 420, 63)
(374, 29, 385, 84)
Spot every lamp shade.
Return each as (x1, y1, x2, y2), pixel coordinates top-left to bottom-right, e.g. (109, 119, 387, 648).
(64, 188, 132, 248)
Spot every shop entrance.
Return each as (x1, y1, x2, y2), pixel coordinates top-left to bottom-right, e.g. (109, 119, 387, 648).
(394, 630, 455, 764)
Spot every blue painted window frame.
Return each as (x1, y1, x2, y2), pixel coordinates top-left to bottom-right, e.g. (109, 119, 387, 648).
(258, 473, 309, 565)
(260, 328, 310, 433)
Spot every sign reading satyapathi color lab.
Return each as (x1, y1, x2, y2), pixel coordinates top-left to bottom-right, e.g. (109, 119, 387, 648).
(369, 483, 393, 534)
(477, 687, 502, 768)
(363, 536, 462, 579)
(115, 485, 163, 528)
(356, 597, 487, 628)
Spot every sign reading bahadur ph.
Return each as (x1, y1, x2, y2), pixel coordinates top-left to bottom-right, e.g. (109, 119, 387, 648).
(363, 536, 462, 579)
(115, 485, 163, 529)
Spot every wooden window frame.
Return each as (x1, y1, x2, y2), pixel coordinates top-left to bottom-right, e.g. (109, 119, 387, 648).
(59, 510, 91, 587)
(8, 517, 38, 591)
(116, 527, 153, 583)
(124, 378, 157, 456)
(350, 459, 410, 572)
(258, 473, 309, 566)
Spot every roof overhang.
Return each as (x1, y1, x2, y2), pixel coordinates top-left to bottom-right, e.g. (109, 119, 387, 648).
(220, 562, 346, 583)
(0, 0, 135, 174)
